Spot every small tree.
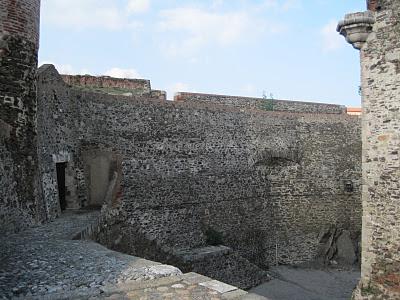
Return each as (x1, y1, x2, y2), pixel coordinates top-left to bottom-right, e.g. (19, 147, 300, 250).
(261, 90, 274, 111)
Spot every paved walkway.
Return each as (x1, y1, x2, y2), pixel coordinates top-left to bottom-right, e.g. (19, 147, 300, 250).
(0, 211, 265, 300)
(250, 266, 360, 300)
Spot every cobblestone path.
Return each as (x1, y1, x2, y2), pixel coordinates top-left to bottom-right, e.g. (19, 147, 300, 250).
(0, 211, 181, 299)
(0, 211, 265, 300)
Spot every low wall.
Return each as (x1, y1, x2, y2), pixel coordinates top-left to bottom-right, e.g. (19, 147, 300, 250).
(88, 209, 268, 289)
(175, 92, 347, 114)
(174, 246, 269, 289)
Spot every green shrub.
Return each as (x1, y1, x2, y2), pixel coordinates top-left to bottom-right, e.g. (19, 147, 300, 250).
(204, 227, 224, 246)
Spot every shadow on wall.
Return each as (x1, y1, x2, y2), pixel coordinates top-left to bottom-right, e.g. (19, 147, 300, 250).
(82, 149, 122, 209)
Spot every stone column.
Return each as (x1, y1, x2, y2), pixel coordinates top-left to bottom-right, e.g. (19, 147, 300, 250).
(0, 0, 43, 233)
(338, 0, 400, 298)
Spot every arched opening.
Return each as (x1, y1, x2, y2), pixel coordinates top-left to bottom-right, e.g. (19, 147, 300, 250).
(56, 162, 67, 211)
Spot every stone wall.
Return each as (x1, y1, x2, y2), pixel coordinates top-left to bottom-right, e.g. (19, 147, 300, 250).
(0, 0, 40, 45)
(36, 65, 84, 220)
(80, 95, 360, 264)
(61, 74, 168, 99)
(367, 0, 380, 11)
(62, 75, 150, 93)
(175, 92, 347, 114)
(0, 0, 42, 234)
(355, 0, 400, 298)
(173, 246, 269, 289)
(87, 209, 269, 289)
(37, 67, 361, 269)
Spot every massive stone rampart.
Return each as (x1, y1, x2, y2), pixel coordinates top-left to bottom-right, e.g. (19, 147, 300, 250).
(0, 0, 43, 233)
(36, 66, 361, 280)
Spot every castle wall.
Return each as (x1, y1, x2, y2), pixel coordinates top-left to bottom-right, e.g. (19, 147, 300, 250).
(83, 92, 361, 267)
(62, 74, 152, 96)
(36, 65, 84, 220)
(37, 67, 361, 269)
(175, 92, 347, 114)
(61, 74, 167, 100)
(355, 0, 400, 298)
(0, 0, 42, 233)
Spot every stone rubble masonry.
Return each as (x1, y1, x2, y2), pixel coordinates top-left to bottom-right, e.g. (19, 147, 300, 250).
(90, 211, 269, 289)
(175, 92, 347, 114)
(0, 0, 43, 234)
(173, 246, 270, 289)
(0, 1, 363, 290)
(35, 65, 362, 288)
(0, 0, 40, 47)
(354, 0, 400, 298)
(61, 74, 166, 100)
(150, 89, 167, 100)
(367, 0, 380, 12)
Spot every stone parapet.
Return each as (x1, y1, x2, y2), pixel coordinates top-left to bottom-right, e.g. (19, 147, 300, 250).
(61, 74, 167, 100)
(61, 74, 152, 96)
(175, 92, 346, 114)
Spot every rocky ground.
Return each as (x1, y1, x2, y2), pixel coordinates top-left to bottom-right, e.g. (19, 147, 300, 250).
(0, 210, 264, 300)
(250, 265, 360, 300)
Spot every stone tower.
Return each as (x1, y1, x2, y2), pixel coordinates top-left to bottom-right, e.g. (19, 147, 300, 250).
(338, 0, 400, 298)
(0, 0, 43, 233)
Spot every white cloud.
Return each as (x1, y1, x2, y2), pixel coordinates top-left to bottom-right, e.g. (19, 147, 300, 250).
(262, 0, 278, 8)
(259, 0, 301, 11)
(42, 0, 142, 30)
(240, 84, 257, 96)
(104, 68, 142, 79)
(321, 20, 343, 51)
(157, 7, 282, 56)
(39, 61, 90, 75)
(127, 0, 150, 14)
(211, 0, 224, 9)
(39, 62, 142, 79)
(281, 0, 301, 11)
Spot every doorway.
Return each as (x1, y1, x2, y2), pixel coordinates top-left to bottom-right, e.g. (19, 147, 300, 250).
(56, 162, 67, 211)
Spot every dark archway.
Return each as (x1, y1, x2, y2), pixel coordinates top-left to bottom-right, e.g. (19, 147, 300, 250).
(56, 162, 67, 211)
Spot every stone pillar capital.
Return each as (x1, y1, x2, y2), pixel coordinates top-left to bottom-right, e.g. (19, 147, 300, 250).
(337, 11, 375, 50)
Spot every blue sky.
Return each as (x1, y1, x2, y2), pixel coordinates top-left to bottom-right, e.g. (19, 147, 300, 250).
(39, 0, 365, 106)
